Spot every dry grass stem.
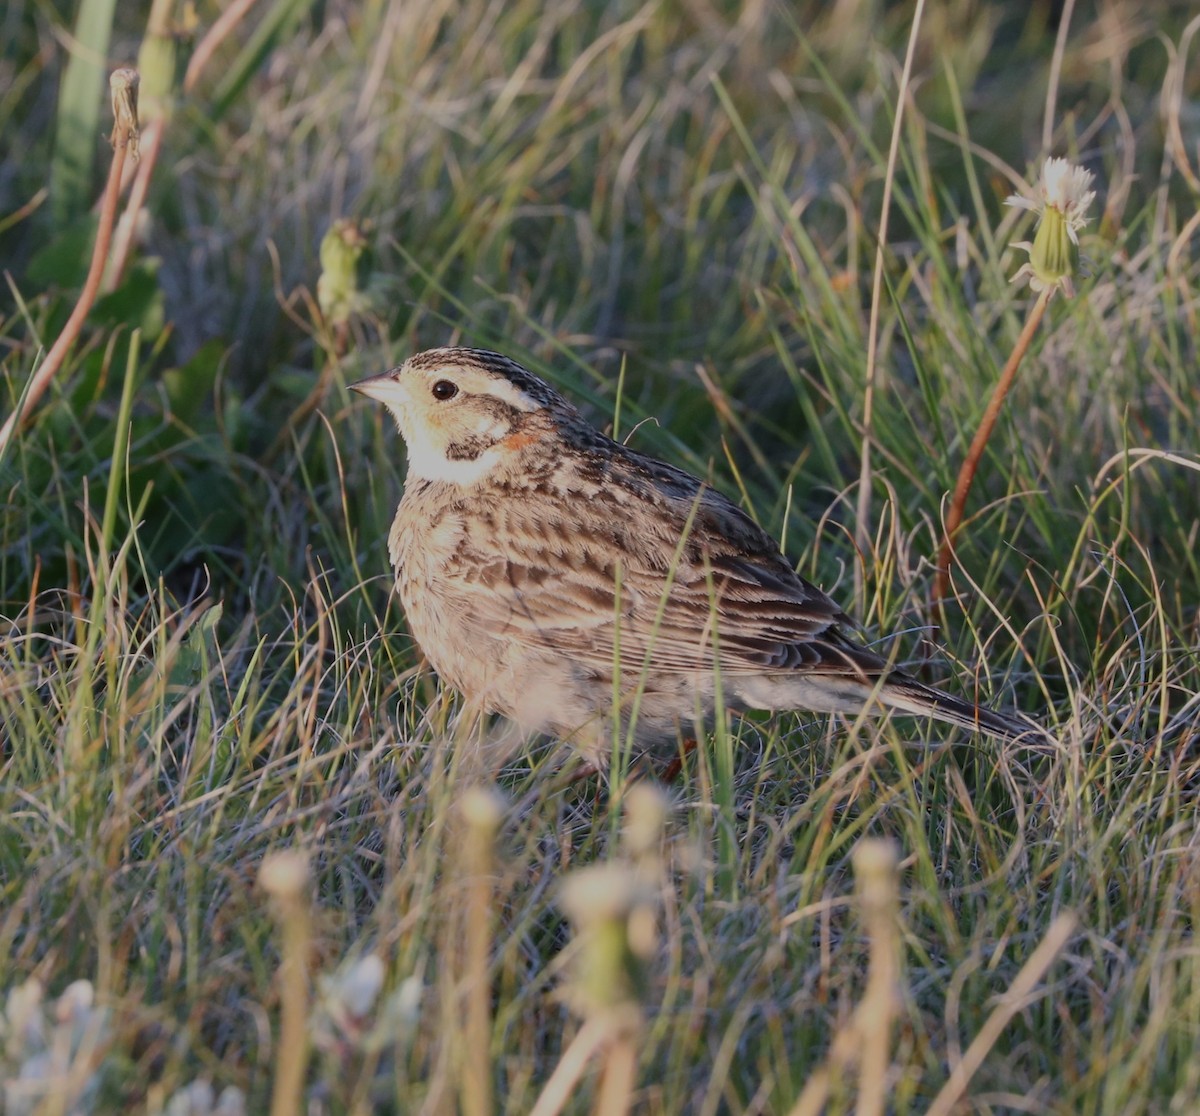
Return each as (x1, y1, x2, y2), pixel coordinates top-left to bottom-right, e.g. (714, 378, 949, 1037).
(527, 1018, 613, 1116)
(786, 839, 901, 1116)
(854, 0, 928, 605)
(460, 787, 506, 1116)
(1042, 0, 1078, 151)
(925, 912, 1078, 1116)
(184, 0, 261, 94)
(261, 851, 313, 1116)
(852, 839, 900, 1116)
(593, 1033, 639, 1116)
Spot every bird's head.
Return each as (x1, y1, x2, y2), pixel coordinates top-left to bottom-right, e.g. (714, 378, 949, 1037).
(352, 347, 567, 484)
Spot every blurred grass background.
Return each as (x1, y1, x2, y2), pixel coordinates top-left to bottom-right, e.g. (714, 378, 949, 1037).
(1, 0, 1198, 1112)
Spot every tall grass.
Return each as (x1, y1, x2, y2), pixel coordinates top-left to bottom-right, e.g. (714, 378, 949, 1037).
(1, 0, 1198, 1111)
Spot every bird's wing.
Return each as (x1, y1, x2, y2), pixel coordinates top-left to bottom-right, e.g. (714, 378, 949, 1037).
(448, 451, 891, 683)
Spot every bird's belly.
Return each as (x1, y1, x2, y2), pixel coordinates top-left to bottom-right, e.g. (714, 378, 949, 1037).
(390, 515, 535, 718)
(389, 504, 727, 753)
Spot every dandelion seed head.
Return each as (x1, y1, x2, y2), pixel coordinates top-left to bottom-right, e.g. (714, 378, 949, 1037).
(1005, 157, 1096, 297)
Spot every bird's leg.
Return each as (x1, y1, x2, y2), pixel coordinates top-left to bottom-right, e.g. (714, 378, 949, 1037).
(660, 737, 698, 783)
(566, 760, 601, 784)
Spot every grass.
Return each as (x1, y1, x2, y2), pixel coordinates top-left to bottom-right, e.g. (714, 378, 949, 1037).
(1, 0, 1199, 1111)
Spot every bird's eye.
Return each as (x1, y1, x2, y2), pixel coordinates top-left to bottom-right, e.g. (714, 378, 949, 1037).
(431, 379, 459, 401)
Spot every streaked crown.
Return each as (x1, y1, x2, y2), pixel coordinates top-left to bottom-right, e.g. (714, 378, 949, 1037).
(404, 348, 566, 408)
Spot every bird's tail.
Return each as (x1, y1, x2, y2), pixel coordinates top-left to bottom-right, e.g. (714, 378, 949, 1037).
(878, 674, 1046, 743)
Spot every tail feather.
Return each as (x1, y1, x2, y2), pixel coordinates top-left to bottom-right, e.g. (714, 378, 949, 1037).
(879, 674, 1045, 742)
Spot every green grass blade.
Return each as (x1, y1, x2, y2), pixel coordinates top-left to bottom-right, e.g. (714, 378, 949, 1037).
(210, 0, 319, 122)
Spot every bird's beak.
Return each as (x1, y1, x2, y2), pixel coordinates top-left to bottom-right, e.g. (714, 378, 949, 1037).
(350, 369, 405, 404)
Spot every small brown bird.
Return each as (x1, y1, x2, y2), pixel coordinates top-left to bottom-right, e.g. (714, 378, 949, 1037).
(353, 347, 1036, 768)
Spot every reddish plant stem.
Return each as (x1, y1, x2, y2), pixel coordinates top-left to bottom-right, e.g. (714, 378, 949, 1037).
(105, 118, 163, 292)
(0, 71, 139, 454)
(932, 287, 1051, 624)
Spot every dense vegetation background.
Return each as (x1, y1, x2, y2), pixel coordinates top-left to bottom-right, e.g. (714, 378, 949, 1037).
(1, 0, 1198, 1111)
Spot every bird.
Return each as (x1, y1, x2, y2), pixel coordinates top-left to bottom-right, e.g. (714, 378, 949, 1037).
(351, 346, 1038, 770)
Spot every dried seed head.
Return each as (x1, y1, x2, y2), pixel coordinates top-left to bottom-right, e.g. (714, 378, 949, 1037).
(559, 864, 656, 1021)
(259, 849, 310, 901)
(109, 68, 141, 158)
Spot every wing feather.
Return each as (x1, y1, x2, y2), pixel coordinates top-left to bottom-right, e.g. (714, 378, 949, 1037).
(442, 445, 892, 684)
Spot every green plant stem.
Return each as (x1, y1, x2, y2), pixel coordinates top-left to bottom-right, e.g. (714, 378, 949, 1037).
(0, 69, 138, 456)
(932, 287, 1051, 623)
(100, 330, 141, 553)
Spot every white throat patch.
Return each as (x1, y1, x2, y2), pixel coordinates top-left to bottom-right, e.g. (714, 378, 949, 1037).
(403, 433, 505, 485)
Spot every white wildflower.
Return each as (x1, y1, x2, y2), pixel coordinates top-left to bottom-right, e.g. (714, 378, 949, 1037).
(1005, 156, 1097, 297)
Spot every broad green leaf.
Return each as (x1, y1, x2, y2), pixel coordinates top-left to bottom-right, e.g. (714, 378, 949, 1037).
(51, 0, 118, 222)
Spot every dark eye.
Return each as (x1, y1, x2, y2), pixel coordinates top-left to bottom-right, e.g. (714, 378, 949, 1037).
(431, 379, 458, 401)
